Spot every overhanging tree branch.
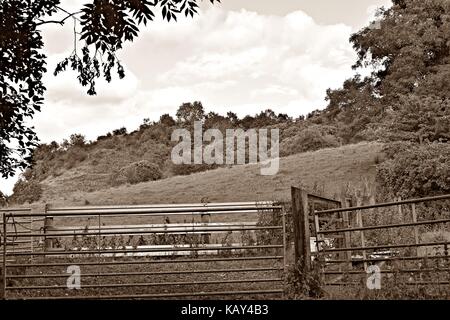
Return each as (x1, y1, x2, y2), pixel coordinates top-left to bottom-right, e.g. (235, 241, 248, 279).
(35, 10, 82, 26)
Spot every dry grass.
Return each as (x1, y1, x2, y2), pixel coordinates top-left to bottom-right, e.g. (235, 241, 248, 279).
(39, 142, 383, 206)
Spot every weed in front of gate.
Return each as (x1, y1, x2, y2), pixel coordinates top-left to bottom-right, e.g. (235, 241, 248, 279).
(284, 258, 325, 299)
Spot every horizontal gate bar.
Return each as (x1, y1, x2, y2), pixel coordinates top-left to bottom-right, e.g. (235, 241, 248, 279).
(323, 268, 450, 275)
(7, 267, 284, 279)
(317, 218, 450, 234)
(7, 278, 283, 291)
(6, 205, 282, 217)
(9, 289, 285, 300)
(324, 281, 450, 286)
(6, 255, 284, 268)
(315, 194, 450, 215)
(7, 225, 282, 237)
(326, 255, 450, 264)
(6, 244, 283, 257)
(320, 241, 450, 253)
(51, 202, 277, 210)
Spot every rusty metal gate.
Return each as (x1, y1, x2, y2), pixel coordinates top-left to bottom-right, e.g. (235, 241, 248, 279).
(1, 201, 287, 300)
(312, 194, 450, 291)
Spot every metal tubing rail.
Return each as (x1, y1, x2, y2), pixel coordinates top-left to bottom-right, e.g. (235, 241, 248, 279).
(6, 244, 283, 257)
(315, 194, 450, 215)
(326, 255, 450, 264)
(0, 202, 279, 212)
(44, 205, 282, 215)
(11, 289, 285, 300)
(323, 268, 450, 275)
(0, 208, 31, 213)
(49, 222, 259, 230)
(49, 201, 275, 211)
(7, 225, 282, 238)
(7, 255, 284, 268)
(6, 278, 283, 291)
(7, 266, 284, 279)
(324, 281, 450, 286)
(317, 218, 450, 234)
(321, 241, 450, 253)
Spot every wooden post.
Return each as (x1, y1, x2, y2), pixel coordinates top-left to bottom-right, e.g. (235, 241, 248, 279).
(200, 213, 211, 244)
(31, 204, 50, 251)
(43, 216, 55, 250)
(291, 187, 311, 271)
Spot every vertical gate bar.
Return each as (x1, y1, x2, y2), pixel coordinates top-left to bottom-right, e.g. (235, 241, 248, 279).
(98, 213, 101, 260)
(411, 203, 419, 256)
(281, 208, 287, 272)
(2, 213, 7, 300)
(313, 206, 321, 259)
(30, 214, 33, 262)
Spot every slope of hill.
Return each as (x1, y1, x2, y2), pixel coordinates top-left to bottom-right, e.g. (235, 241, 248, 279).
(39, 142, 383, 206)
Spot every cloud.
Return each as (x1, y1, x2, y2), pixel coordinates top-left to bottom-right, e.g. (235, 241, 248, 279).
(31, 6, 362, 143)
(1, 4, 369, 194)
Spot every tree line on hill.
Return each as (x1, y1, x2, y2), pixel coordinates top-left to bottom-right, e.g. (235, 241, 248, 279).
(3, 0, 450, 205)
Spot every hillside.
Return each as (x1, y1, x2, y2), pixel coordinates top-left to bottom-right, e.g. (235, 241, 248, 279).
(10, 105, 344, 205)
(38, 142, 383, 206)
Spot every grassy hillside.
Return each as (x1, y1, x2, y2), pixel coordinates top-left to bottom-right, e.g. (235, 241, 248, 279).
(39, 142, 383, 206)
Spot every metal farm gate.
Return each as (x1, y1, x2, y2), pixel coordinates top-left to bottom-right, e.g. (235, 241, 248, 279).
(293, 191, 450, 293)
(0, 202, 287, 300)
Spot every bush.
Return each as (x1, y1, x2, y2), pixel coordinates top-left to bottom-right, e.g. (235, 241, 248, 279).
(112, 127, 127, 136)
(377, 142, 450, 199)
(0, 191, 7, 207)
(112, 160, 162, 185)
(64, 148, 88, 169)
(10, 179, 43, 205)
(170, 163, 218, 176)
(280, 125, 340, 157)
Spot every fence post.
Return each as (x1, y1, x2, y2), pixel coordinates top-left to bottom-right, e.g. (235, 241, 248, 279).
(43, 216, 54, 250)
(291, 187, 311, 271)
(200, 213, 211, 244)
(31, 204, 50, 251)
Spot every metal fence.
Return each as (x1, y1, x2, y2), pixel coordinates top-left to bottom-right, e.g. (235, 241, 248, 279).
(1, 201, 287, 299)
(312, 194, 450, 289)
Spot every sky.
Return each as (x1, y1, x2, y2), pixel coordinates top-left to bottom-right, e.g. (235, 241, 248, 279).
(1, 0, 392, 195)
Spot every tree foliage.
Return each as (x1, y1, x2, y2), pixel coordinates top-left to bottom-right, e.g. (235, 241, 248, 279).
(0, 0, 220, 178)
(377, 142, 450, 198)
(322, 0, 450, 143)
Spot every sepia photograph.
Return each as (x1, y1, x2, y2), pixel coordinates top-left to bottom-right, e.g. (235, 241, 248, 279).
(1, 0, 450, 310)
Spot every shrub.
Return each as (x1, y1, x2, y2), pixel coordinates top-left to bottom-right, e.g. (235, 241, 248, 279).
(280, 125, 340, 157)
(64, 148, 88, 169)
(112, 127, 127, 136)
(10, 179, 43, 205)
(170, 163, 218, 176)
(376, 142, 450, 199)
(0, 191, 7, 207)
(112, 160, 162, 185)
